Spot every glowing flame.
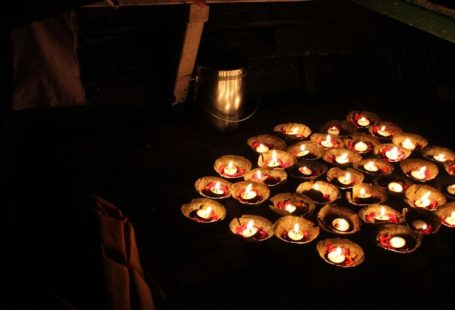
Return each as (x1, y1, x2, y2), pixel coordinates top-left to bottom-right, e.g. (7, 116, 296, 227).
(291, 127, 299, 135)
(292, 223, 300, 233)
(402, 138, 415, 150)
(284, 203, 297, 213)
(272, 150, 278, 163)
(354, 141, 368, 152)
(246, 219, 255, 231)
(385, 146, 400, 160)
(434, 153, 447, 162)
(336, 152, 350, 164)
(245, 183, 253, 194)
(333, 247, 343, 256)
(364, 161, 378, 172)
(357, 116, 369, 126)
(311, 182, 321, 191)
(415, 191, 431, 208)
(411, 166, 427, 180)
(255, 170, 262, 180)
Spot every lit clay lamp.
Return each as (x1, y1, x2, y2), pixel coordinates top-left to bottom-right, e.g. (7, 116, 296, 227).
(411, 219, 430, 232)
(414, 191, 434, 209)
(255, 143, 269, 153)
(375, 125, 392, 138)
(364, 160, 379, 173)
(354, 187, 375, 205)
(223, 161, 239, 176)
(356, 116, 371, 127)
(296, 144, 310, 157)
(249, 169, 282, 186)
(354, 141, 369, 153)
(306, 183, 330, 204)
(320, 135, 335, 149)
(382, 146, 407, 162)
(366, 206, 400, 224)
(389, 236, 406, 249)
(317, 238, 364, 267)
(259, 150, 296, 169)
(433, 153, 448, 163)
(235, 219, 269, 241)
(201, 181, 227, 198)
(388, 181, 405, 194)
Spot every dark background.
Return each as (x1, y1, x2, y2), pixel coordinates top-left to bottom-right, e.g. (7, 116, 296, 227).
(4, 1, 455, 309)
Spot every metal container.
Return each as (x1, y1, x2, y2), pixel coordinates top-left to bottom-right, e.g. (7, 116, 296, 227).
(193, 65, 256, 132)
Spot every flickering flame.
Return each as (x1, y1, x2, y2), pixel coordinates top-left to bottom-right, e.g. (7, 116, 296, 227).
(293, 223, 300, 233)
(364, 160, 378, 172)
(411, 166, 427, 180)
(402, 138, 416, 150)
(434, 153, 447, 162)
(336, 152, 350, 164)
(196, 206, 212, 219)
(385, 146, 400, 161)
(284, 203, 297, 213)
(272, 150, 278, 163)
(246, 219, 255, 230)
(256, 170, 262, 180)
(291, 127, 299, 135)
(415, 191, 431, 208)
(321, 135, 334, 148)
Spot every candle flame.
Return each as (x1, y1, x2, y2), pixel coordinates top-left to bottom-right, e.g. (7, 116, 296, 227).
(284, 203, 297, 213)
(205, 206, 212, 213)
(246, 219, 255, 229)
(359, 187, 367, 196)
(292, 223, 300, 233)
(325, 135, 332, 143)
(402, 138, 415, 150)
(334, 247, 343, 256)
(256, 170, 262, 180)
(337, 152, 349, 164)
(291, 127, 299, 135)
(227, 161, 234, 169)
(413, 166, 427, 179)
(345, 172, 352, 181)
(386, 146, 400, 160)
(311, 182, 321, 191)
(272, 150, 278, 163)
(380, 125, 387, 132)
(364, 160, 378, 172)
(300, 144, 306, 152)
(434, 153, 447, 162)
(379, 206, 386, 218)
(214, 181, 221, 192)
(416, 191, 431, 208)
(245, 183, 253, 194)
(358, 116, 369, 126)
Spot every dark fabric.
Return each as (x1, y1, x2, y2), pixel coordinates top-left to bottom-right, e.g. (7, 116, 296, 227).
(95, 195, 156, 310)
(11, 10, 86, 111)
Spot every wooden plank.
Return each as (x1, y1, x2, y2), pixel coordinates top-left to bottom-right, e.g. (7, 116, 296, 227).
(352, 0, 455, 43)
(172, 3, 209, 105)
(86, 0, 314, 7)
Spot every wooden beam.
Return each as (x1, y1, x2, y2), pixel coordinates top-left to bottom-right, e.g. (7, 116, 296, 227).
(352, 0, 455, 43)
(172, 3, 209, 106)
(86, 0, 313, 7)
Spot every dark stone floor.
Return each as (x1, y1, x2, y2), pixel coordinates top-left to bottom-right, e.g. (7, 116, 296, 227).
(4, 93, 455, 309)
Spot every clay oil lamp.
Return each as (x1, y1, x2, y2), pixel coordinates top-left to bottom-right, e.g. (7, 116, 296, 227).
(287, 141, 324, 160)
(422, 146, 455, 164)
(310, 133, 344, 150)
(181, 198, 226, 223)
(258, 150, 296, 169)
(214, 155, 252, 179)
(229, 215, 273, 241)
(246, 134, 287, 154)
(273, 122, 312, 141)
(243, 167, 287, 187)
(269, 192, 316, 217)
(326, 167, 364, 189)
(296, 181, 340, 205)
(374, 144, 411, 163)
(403, 207, 441, 235)
(444, 161, 455, 176)
(376, 224, 422, 254)
(320, 120, 358, 137)
(369, 121, 402, 141)
(436, 175, 455, 200)
(436, 202, 455, 228)
(400, 159, 438, 182)
(392, 133, 428, 152)
(359, 204, 403, 225)
(230, 181, 270, 206)
(373, 174, 413, 196)
(194, 176, 232, 199)
(273, 216, 319, 244)
(316, 238, 365, 268)
(346, 110, 380, 129)
(317, 204, 361, 235)
(346, 183, 387, 206)
(288, 160, 328, 180)
(344, 133, 379, 155)
(404, 184, 446, 211)
(353, 159, 394, 176)
(322, 148, 362, 167)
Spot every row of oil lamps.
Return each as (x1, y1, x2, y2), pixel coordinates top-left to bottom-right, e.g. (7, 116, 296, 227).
(181, 110, 455, 267)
